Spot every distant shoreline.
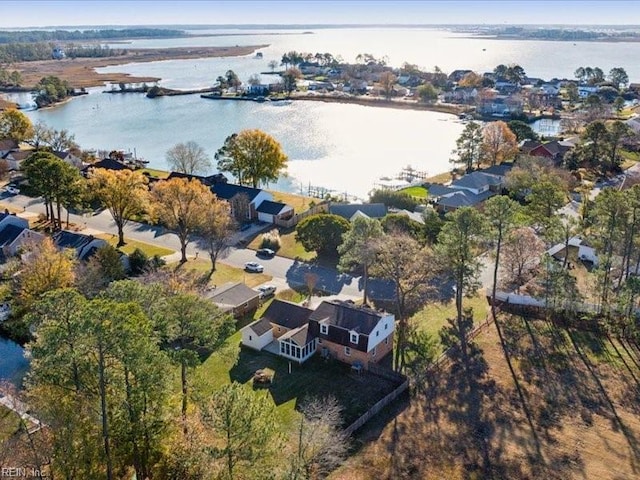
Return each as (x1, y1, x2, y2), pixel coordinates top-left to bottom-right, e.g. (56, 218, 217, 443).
(11, 45, 268, 89)
(463, 34, 640, 43)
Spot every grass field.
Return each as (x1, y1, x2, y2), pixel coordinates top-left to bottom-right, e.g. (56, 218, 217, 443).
(267, 191, 315, 214)
(333, 314, 640, 480)
(196, 332, 398, 429)
(248, 227, 316, 262)
(410, 292, 490, 353)
(96, 233, 175, 257)
(141, 167, 170, 179)
(0, 405, 21, 442)
(398, 185, 428, 199)
(171, 258, 272, 288)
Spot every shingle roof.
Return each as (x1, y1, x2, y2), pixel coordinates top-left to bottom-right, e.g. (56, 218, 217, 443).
(481, 163, 514, 178)
(424, 183, 458, 198)
(438, 190, 493, 209)
(0, 139, 19, 152)
(329, 203, 387, 220)
(247, 317, 273, 336)
(256, 200, 289, 215)
(452, 172, 502, 190)
(280, 324, 315, 346)
(207, 282, 259, 308)
(0, 224, 25, 248)
(83, 157, 131, 173)
(211, 183, 263, 202)
(262, 299, 313, 330)
(309, 300, 383, 335)
(53, 231, 93, 250)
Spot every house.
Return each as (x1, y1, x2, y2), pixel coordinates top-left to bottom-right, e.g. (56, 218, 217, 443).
(0, 224, 44, 257)
(578, 85, 599, 98)
(211, 183, 275, 222)
(242, 299, 314, 351)
(2, 150, 31, 171)
(436, 189, 493, 213)
(478, 95, 523, 117)
(81, 157, 131, 177)
(441, 87, 478, 104)
(0, 139, 19, 158)
(451, 171, 503, 195)
(448, 70, 472, 83)
(245, 84, 270, 96)
(522, 140, 571, 163)
(547, 236, 599, 266)
(0, 213, 43, 257)
(52, 150, 83, 169)
(166, 171, 228, 187)
(626, 116, 640, 134)
(329, 203, 387, 221)
(206, 282, 260, 318)
(52, 230, 109, 261)
(241, 299, 395, 368)
(256, 200, 294, 224)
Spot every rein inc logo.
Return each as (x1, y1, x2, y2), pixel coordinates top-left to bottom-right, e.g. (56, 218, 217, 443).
(1, 467, 47, 478)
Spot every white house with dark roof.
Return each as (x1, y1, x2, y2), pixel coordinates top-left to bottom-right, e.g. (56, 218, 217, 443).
(329, 203, 387, 221)
(0, 213, 43, 257)
(52, 230, 109, 261)
(206, 281, 260, 318)
(211, 183, 274, 221)
(256, 200, 293, 224)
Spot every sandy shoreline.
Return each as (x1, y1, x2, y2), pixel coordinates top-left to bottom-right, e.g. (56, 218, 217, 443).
(292, 94, 464, 115)
(11, 45, 268, 89)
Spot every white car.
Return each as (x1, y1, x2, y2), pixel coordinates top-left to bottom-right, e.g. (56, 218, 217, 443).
(257, 285, 276, 298)
(4, 186, 19, 195)
(244, 262, 265, 273)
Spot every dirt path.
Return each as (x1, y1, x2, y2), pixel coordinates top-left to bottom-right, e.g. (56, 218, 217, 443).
(11, 45, 267, 89)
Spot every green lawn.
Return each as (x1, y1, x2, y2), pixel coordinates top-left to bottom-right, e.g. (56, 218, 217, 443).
(248, 227, 316, 262)
(410, 292, 490, 354)
(96, 233, 175, 257)
(399, 185, 428, 199)
(141, 167, 170, 179)
(267, 191, 315, 214)
(195, 332, 398, 429)
(171, 258, 272, 288)
(0, 405, 21, 442)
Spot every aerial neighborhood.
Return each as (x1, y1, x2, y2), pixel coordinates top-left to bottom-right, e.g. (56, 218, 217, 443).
(1, 17, 640, 480)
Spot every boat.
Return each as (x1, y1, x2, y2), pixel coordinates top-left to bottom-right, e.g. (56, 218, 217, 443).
(254, 52, 263, 59)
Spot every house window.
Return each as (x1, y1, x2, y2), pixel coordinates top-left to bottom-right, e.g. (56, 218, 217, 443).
(350, 332, 358, 344)
(372, 347, 377, 357)
(249, 335, 252, 341)
(344, 346, 351, 356)
(384, 322, 388, 330)
(320, 324, 328, 335)
(318, 338, 322, 344)
(385, 337, 389, 345)
(376, 331, 379, 337)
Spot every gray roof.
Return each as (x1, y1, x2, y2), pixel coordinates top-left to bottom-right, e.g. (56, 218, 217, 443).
(309, 300, 384, 335)
(248, 317, 273, 336)
(256, 200, 289, 215)
(329, 203, 387, 220)
(438, 190, 493, 209)
(280, 324, 315, 346)
(53, 230, 94, 250)
(0, 224, 25, 247)
(452, 172, 502, 190)
(480, 163, 514, 178)
(207, 282, 259, 308)
(211, 183, 263, 202)
(262, 299, 313, 330)
(424, 183, 458, 198)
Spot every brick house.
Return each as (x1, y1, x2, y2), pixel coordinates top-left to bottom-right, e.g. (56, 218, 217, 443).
(241, 299, 395, 368)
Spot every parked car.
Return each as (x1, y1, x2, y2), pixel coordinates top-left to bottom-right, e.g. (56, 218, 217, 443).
(257, 285, 276, 298)
(244, 262, 264, 273)
(4, 186, 19, 195)
(257, 248, 275, 258)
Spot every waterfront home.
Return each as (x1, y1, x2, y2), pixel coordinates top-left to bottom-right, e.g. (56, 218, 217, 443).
(441, 87, 478, 104)
(256, 200, 294, 224)
(578, 85, 599, 98)
(206, 282, 260, 318)
(166, 171, 228, 186)
(210, 183, 274, 222)
(329, 203, 387, 221)
(448, 70, 473, 83)
(520, 140, 572, 163)
(245, 84, 270, 96)
(81, 157, 131, 177)
(478, 94, 524, 117)
(52, 150, 83, 169)
(241, 299, 395, 368)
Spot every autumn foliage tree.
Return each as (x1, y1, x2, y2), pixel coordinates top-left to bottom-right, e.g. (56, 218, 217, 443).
(0, 108, 33, 142)
(90, 169, 149, 246)
(481, 120, 518, 166)
(151, 177, 213, 263)
(216, 129, 288, 188)
(197, 195, 236, 276)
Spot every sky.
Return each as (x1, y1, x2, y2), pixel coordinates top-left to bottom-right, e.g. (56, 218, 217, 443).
(1, 1, 639, 28)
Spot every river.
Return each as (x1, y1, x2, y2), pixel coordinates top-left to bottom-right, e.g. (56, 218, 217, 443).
(8, 27, 640, 196)
(0, 337, 28, 387)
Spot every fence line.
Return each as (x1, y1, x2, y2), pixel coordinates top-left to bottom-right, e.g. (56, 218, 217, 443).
(368, 363, 406, 383)
(275, 203, 329, 228)
(343, 379, 409, 436)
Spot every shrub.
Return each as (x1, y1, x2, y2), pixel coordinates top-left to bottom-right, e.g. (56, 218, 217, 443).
(369, 189, 418, 210)
(128, 247, 148, 276)
(260, 230, 281, 250)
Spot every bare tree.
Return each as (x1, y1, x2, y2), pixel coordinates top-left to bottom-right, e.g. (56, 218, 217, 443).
(165, 141, 212, 175)
(288, 396, 349, 480)
(501, 226, 545, 293)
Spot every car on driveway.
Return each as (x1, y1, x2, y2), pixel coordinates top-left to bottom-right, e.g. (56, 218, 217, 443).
(244, 262, 265, 273)
(256, 285, 276, 298)
(256, 248, 275, 258)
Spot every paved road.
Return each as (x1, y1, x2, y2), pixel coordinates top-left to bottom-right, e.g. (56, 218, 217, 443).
(2, 193, 394, 300)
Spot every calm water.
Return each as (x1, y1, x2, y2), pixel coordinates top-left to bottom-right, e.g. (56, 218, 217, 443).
(0, 337, 28, 386)
(12, 28, 640, 196)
